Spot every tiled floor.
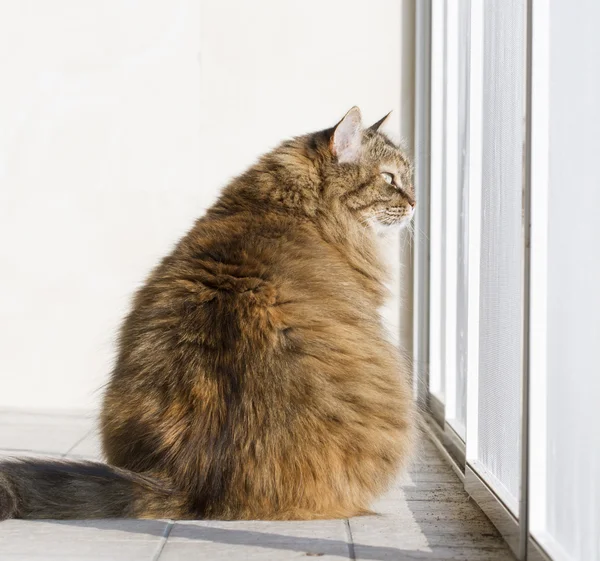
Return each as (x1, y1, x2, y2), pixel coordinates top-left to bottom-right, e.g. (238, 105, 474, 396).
(0, 410, 515, 560)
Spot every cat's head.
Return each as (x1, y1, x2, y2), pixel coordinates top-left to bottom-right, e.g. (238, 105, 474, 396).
(323, 106, 415, 233)
(222, 107, 414, 233)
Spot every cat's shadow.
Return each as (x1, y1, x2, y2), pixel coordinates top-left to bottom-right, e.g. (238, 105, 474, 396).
(44, 517, 428, 560)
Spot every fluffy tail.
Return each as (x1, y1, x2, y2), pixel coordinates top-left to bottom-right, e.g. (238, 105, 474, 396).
(0, 458, 187, 520)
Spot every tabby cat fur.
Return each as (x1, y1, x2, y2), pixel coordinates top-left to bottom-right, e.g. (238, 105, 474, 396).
(0, 107, 416, 521)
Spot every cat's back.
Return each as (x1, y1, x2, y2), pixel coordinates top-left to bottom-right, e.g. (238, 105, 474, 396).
(154, 208, 376, 325)
(114, 210, 340, 370)
(110, 206, 388, 399)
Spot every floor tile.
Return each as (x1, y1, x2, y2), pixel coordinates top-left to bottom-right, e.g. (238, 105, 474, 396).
(65, 428, 103, 460)
(0, 411, 93, 456)
(350, 514, 513, 560)
(349, 507, 430, 553)
(0, 519, 169, 561)
(159, 520, 350, 560)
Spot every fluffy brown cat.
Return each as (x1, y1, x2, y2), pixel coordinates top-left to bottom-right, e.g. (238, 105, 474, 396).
(0, 107, 416, 521)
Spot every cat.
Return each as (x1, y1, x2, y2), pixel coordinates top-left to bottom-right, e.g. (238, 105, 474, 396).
(0, 107, 416, 521)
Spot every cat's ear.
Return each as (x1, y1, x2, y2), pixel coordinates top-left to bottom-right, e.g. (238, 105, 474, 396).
(330, 106, 363, 163)
(368, 110, 393, 132)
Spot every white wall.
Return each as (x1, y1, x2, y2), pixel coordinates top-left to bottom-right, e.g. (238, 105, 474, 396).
(0, 0, 415, 412)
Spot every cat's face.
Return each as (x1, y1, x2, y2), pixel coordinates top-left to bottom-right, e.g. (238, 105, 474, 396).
(327, 107, 415, 232)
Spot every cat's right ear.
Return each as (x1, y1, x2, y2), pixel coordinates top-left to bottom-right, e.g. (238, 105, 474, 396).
(329, 107, 363, 163)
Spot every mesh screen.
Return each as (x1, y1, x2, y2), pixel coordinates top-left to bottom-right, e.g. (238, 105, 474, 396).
(477, 0, 525, 508)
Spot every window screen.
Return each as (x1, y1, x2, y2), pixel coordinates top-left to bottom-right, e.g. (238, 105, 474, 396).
(476, 0, 525, 511)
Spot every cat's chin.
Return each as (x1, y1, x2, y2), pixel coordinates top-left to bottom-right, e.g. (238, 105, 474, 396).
(367, 216, 412, 237)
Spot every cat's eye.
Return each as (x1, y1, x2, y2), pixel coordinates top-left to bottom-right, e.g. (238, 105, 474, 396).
(381, 172, 394, 185)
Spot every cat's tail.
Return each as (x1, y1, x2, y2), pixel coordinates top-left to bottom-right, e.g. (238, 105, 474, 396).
(0, 458, 188, 520)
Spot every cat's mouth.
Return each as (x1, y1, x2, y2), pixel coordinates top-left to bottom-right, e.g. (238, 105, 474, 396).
(367, 207, 414, 234)
(375, 207, 414, 226)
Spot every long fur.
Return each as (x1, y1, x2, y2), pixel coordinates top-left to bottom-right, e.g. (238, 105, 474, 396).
(0, 109, 416, 520)
(0, 459, 182, 520)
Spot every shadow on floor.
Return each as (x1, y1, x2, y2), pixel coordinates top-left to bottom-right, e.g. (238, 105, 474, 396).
(41, 517, 511, 561)
(41, 519, 376, 560)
